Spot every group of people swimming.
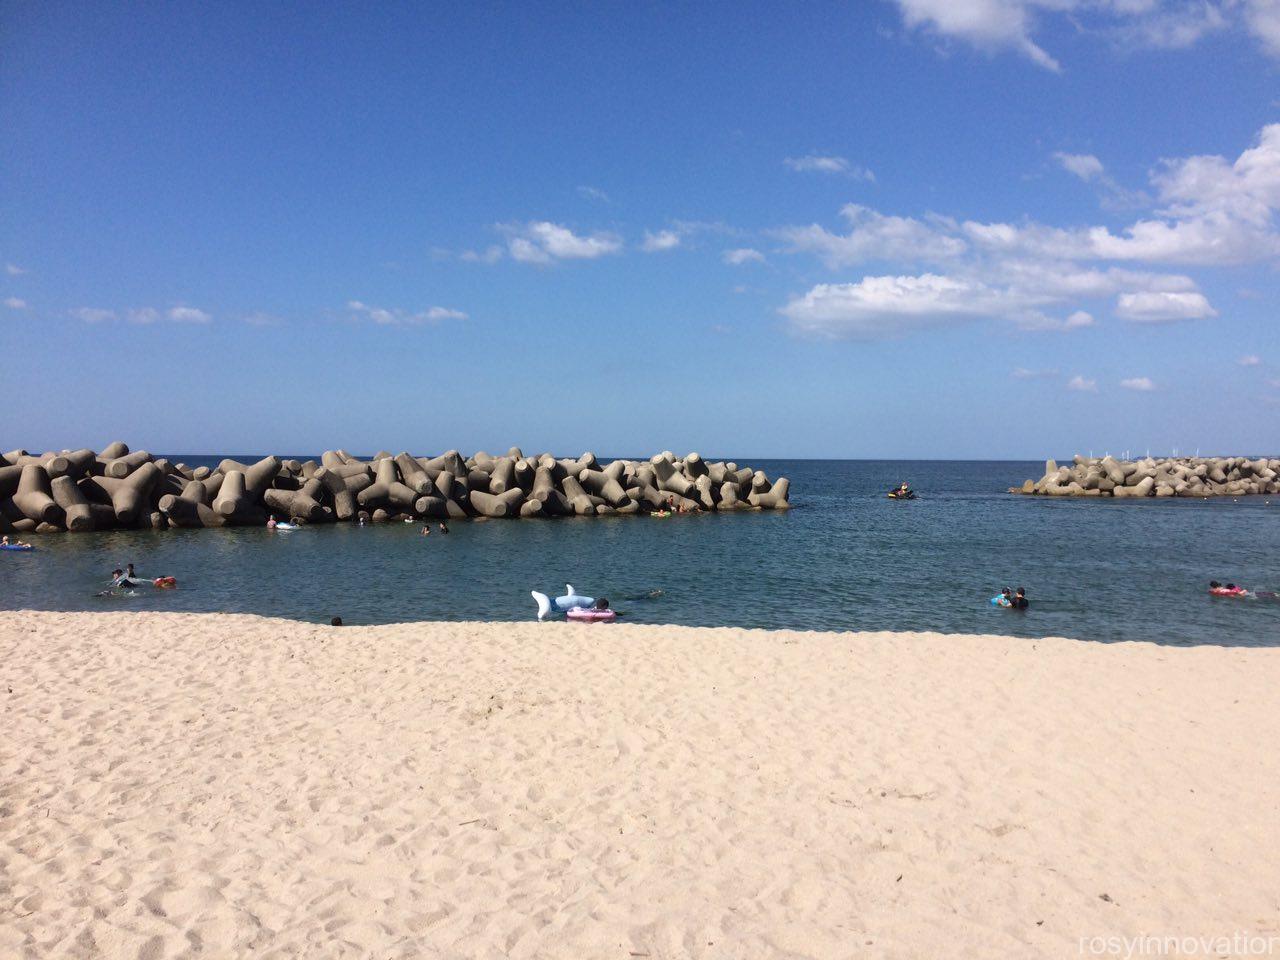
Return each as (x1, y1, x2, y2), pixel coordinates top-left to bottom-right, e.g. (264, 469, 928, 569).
(992, 587, 1030, 610)
(1208, 580, 1278, 599)
(1, 534, 33, 549)
(95, 562, 177, 596)
(420, 522, 449, 536)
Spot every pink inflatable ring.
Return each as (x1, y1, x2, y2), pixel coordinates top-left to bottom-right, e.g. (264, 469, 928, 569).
(566, 607, 616, 623)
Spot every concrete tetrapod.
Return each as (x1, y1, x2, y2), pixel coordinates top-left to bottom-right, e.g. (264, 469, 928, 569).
(578, 468, 630, 507)
(14, 465, 62, 525)
(748, 476, 791, 509)
(105, 450, 154, 479)
(97, 462, 161, 525)
(50, 475, 94, 531)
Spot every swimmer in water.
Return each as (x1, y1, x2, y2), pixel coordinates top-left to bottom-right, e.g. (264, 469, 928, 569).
(1012, 587, 1029, 610)
(97, 580, 137, 598)
(1210, 581, 1249, 596)
(438, 522, 449, 534)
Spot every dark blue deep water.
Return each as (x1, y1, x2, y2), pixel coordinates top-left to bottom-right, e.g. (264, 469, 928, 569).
(4, 459, 1279, 645)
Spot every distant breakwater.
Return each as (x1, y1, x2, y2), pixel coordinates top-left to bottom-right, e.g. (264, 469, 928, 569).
(1011, 455, 1280, 498)
(0, 444, 791, 533)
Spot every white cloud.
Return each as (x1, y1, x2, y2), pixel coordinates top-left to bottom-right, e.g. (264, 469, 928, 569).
(460, 245, 504, 264)
(4, 297, 27, 309)
(784, 155, 876, 180)
(773, 126, 1280, 338)
(1012, 366, 1059, 379)
(893, 0, 1062, 71)
(1115, 290, 1217, 322)
(1239, 354, 1262, 366)
(642, 230, 682, 252)
(890, 0, 1280, 69)
(937, 126, 1280, 267)
(1017, 308, 1096, 331)
(507, 238, 550, 265)
(780, 273, 1027, 338)
(1120, 376, 1156, 391)
(4, 263, 25, 276)
(576, 185, 609, 202)
(502, 221, 622, 264)
(1067, 375, 1098, 392)
(1245, 0, 1280, 56)
(1112, 2, 1228, 49)
(723, 247, 765, 265)
(72, 307, 116, 323)
(347, 300, 467, 325)
(780, 204, 967, 268)
(424, 306, 467, 321)
(1055, 152, 1105, 181)
(167, 306, 211, 324)
(71, 304, 214, 324)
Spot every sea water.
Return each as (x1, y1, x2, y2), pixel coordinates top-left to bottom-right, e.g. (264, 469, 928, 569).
(3, 459, 1278, 645)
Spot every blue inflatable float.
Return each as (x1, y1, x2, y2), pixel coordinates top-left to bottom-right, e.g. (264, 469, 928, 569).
(532, 584, 596, 621)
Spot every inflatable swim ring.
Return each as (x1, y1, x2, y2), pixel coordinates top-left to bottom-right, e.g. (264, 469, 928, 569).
(153, 576, 178, 589)
(651, 511, 672, 518)
(566, 607, 616, 622)
(274, 522, 300, 531)
(1, 543, 35, 551)
(1209, 587, 1247, 597)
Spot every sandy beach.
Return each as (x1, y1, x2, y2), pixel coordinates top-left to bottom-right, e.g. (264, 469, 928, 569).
(2, 612, 1278, 959)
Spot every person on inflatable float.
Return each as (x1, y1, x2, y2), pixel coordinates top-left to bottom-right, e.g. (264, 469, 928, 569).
(1209, 581, 1249, 597)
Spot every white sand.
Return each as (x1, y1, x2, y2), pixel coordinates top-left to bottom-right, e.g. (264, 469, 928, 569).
(2, 612, 1278, 959)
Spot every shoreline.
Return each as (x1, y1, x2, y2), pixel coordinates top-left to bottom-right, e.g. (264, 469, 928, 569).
(4, 612, 1279, 958)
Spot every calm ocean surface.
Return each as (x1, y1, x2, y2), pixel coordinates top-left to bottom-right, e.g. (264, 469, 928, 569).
(3, 458, 1278, 645)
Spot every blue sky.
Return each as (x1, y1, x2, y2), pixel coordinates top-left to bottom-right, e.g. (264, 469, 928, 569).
(2, 1, 1278, 458)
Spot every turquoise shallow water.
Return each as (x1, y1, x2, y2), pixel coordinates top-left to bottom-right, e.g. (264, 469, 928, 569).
(3, 459, 1279, 645)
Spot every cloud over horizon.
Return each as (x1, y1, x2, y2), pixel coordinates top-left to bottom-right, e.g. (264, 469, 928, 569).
(777, 123, 1280, 339)
(503, 221, 623, 264)
(347, 301, 468, 325)
(70, 305, 213, 324)
(891, 0, 1279, 70)
(784, 155, 876, 180)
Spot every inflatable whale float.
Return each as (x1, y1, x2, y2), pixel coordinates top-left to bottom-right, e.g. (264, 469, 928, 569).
(532, 584, 595, 621)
